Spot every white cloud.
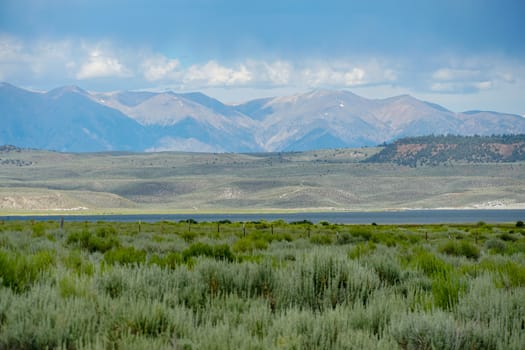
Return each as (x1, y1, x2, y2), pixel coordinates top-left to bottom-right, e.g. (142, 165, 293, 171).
(0, 35, 134, 83)
(142, 56, 180, 81)
(430, 81, 493, 93)
(428, 58, 524, 95)
(432, 68, 481, 81)
(183, 61, 252, 86)
(344, 67, 366, 85)
(383, 69, 397, 81)
(76, 49, 130, 80)
(139, 57, 394, 90)
(0, 36, 24, 80)
(0, 35, 25, 63)
(429, 67, 487, 94)
(301, 66, 366, 87)
(474, 81, 492, 90)
(0, 35, 397, 90)
(257, 60, 293, 85)
(498, 72, 515, 83)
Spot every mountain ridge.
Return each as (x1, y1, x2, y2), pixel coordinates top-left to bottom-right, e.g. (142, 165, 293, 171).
(2, 82, 525, 153)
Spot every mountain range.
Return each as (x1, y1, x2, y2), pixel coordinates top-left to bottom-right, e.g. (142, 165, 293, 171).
(2, 82, 525, 152)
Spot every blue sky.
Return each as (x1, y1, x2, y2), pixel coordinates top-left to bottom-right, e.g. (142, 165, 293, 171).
(0, 0, 524, 114)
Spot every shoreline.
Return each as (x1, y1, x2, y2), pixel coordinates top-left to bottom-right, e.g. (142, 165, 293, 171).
(1, 208, 523, 225)
(2, 201, 525, 217)
(1, 206, 525, 217)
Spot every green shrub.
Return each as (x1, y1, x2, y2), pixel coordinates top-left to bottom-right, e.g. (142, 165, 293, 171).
(254, 221, 270, 230)
(149, 252, 182, 269)
(348, 242, 376, 259)
(439, 241, 480, 260)
(253, 239, 269, 250)
(67, 229, 120, 253)
(310, 234, 332, 245)
(180, 230, 197, 242)
(460, 241, 481, 260)
(371, 232, 397, 246)
(97, 269, 127, 298)
(516, 220, 524, 228)
(212, 244, 235, 262)
(497, 261, 525, 288)
(438, 241, 458, 256)
(335, 233, 352, 245)
(485, 239, 506, 254)
(232, 237, 269, 253)
(250, 261, 276, 298)
(391, 311, 462, 349)
(412, 250, 451, 277)
(232, 237, 253, 253)
(87, 235, 120, 253)
(290, 220, 313, 225)
(369, 256, 404, 286)
(58, 275, 90, 298)
(0, 249, 54, 292)
(498, 232, 517, 242)
(182, 242, 234, 262)
(505, 241, 525, 255)
(348, 227, 372, 241)
(104, 246, 146, 265)
(432, 272, 465, 310)
(95, 225, 117, 237)
(66, 230, 91, 247)
(183, 242, 212, 260)
(276, 232, 293, 242)
(125, 302, 173, 337)
(63, 250, 95, 275)
(31, 222, 46, 237)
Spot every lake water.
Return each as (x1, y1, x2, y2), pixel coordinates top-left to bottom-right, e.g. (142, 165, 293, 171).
(1, 209, 524, 224)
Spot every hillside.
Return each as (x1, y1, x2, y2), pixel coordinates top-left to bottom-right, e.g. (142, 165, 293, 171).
(366, 135, 525, 167)
(1, 145, 525, 212)
(2, 82, 525, 152)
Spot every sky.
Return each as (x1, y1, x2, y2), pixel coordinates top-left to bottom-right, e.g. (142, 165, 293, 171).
(0, 0, 524, 114)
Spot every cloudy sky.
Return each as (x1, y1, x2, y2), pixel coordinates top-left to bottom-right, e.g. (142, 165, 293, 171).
(1, 0, 524, 114)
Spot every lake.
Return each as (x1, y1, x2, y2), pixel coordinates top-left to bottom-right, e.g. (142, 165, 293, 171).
(1, 209, 524, 224)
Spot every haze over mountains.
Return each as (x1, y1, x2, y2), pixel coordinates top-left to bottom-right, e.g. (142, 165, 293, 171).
(2, 82, 525, 153)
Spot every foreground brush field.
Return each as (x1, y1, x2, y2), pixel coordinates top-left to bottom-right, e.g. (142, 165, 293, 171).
(0, 219, 524, 349)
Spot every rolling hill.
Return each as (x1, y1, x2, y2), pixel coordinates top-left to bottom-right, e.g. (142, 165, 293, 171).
(1, 143, 525, 212)
(366, 135, 525, 167)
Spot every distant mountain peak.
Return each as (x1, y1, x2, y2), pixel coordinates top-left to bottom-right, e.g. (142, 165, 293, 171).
(383, 94, 418, 103)
(307, 88, 335, 96)
(2, 82, 525, 153)
(47, 85, 87, 98)
(0, 81, 25, 91)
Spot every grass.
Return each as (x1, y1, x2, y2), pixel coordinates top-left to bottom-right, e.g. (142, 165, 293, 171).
(0, 220, 524, 349)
